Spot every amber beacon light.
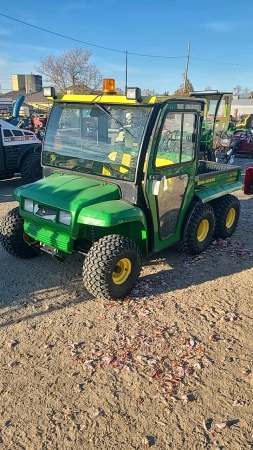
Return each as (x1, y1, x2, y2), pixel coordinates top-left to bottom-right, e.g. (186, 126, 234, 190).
(102, 78, 116, 93)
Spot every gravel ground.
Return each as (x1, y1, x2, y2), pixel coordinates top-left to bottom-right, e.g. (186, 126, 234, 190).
(0, 158, 253, 450)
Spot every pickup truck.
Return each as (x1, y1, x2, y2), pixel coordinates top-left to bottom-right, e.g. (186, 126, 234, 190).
(0, 80, 243, 300)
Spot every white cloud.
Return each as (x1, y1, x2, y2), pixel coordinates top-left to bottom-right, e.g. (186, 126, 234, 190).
(0, 27, 10, 36)
(205, 21, 236, 31)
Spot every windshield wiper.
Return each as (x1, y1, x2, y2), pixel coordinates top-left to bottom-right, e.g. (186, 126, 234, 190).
(93, 103, 135, 139)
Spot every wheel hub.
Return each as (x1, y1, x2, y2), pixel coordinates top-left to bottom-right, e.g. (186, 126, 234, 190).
(197, 219, 209, 242)
(226, 208, 235, 228)
(112, 258, 132, 285)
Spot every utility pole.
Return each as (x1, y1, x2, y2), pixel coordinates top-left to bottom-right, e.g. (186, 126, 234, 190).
(125, 51, 128, 94)
(184, 43, 190, 91)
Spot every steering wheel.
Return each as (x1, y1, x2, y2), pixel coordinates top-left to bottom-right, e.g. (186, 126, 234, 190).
(103, 162, 135, 179)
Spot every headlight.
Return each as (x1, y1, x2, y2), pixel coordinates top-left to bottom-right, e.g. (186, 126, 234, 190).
(24, 199, 33, 212)
(59, 210, 71, 226)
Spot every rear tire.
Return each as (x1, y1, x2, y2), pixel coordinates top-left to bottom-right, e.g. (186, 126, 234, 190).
(20, 152, 42, 183)
(0, 207, 39, 258)
(181, 203, 215, 255)
(209, 194, 240, 238)
(83, 234, 142, 300)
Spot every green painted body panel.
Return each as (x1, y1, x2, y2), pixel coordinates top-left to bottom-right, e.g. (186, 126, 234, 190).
(23, 220, 72, 253)
(195, 167, 241, 188)
(15, 173, 121, 252)
(195, 181, 242, 203)
(15, 173, 120, 211)
(78, 200, 146, 227)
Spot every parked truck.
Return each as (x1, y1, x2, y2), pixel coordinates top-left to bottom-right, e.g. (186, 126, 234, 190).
(0, 118, 42, 183)
(0, 80, 243, 300)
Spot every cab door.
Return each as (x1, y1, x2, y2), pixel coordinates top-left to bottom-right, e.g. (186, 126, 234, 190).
(143, 102, 203, 252)
(212, 94, 232, 144)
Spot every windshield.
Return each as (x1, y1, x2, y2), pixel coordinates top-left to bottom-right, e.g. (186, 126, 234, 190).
(42, 103, 152, 182)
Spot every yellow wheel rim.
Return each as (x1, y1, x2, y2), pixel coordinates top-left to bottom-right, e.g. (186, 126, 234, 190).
(197, 219, 209, 242)
(112, 258, 132, 285)
(226, 208, 236, 228)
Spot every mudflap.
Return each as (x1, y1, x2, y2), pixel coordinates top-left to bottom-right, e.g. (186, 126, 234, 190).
(244, 166, 253, 195)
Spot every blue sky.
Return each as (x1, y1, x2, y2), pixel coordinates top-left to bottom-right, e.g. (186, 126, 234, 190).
(1, 0, 253, 95)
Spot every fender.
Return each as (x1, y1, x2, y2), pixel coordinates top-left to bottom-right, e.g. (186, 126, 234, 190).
(195, 181, 242, 203)
(77, 199, 149, 254)
(78, 199, 147, 228)
(16, 143, 42, 168)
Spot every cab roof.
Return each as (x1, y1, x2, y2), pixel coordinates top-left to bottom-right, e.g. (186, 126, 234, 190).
(50, 93, 207, 107)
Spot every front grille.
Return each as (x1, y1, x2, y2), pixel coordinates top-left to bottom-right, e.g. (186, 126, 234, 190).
(34, 204, 57, 221)
(24, 220, 72, 253)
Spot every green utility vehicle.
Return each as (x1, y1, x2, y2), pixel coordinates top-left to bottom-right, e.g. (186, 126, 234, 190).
(0, 79, 242, 300)
(189, 90, 233, 159)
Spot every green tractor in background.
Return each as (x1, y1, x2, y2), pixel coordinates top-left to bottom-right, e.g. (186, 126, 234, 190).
(0, 80, 243, 300)
(189, 90, 233, 160)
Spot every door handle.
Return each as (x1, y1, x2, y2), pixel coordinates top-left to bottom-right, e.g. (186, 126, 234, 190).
(148, 175, 161, 181)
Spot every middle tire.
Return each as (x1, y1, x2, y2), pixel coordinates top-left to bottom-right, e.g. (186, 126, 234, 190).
(181, 203, 215, 255)
(83, 234, 142, 300)
(209, 194, 240, 238)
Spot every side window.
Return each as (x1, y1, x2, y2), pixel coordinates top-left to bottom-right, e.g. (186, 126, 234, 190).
(155, 112, 196, 167)
(217, 99, 226, 117)
(3, 129, 13, 137)
(182, 114, 195, 161)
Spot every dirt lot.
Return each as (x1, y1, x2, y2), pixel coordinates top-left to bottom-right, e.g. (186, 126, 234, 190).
(0, 159, 253, 450)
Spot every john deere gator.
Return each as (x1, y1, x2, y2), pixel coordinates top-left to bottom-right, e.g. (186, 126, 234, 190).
(0, 79, 242, 300)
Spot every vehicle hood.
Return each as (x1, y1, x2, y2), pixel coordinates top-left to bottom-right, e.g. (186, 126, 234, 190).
(14, 173, 120, 211)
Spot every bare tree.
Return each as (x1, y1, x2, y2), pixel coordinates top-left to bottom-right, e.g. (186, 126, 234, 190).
(116, 88, 124, 95)
(173, 76, 194, 97)
(36, 48, 103, 94)
(233, 85, 243, 97)
(241, 88, 250, 99)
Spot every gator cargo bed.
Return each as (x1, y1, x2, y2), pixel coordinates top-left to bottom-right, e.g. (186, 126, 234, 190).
(195, 160, 242, 202)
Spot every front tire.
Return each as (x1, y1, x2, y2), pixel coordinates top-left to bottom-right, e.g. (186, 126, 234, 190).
(20, 152, 42, 183)
(209, 194, 240, 238)
(0, 207, 39, 258)
(83, 235, 142, 300)
(181, 203, 215, 255)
